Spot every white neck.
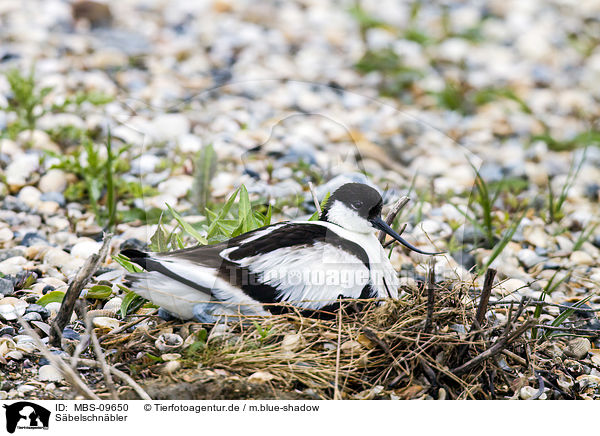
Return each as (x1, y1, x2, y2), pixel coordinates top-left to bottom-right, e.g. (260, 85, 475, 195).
(325, 201, 374, 234)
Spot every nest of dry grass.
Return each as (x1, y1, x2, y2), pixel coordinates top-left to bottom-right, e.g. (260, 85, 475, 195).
(86, 270, 546, 400)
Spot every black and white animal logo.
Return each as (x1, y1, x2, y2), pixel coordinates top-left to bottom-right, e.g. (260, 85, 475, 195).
(3, 402, 50, 433)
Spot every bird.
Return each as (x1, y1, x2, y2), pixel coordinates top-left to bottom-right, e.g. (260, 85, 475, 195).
(120, 183, 442, 321)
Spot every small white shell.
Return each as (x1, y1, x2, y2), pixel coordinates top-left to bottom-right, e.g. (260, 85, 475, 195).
(155, 333, 183, 352)
(563, 338, 591, 360)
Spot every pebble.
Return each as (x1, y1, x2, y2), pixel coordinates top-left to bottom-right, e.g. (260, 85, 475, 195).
(0, 249, 25, 262)
(0, 228, 13, 243)
(70, 238, 102, 259)
(38, 169, 67, 193)
(44, 302, 62, 318)
(21, 232, 48, 247)
(569, 251, 594, 266)
(22, 312, 42, 322)
(5, 154, 39, 189)
(17, 186, 42, 209)
(25, 304, 50, 319)
(517, 249, 545, 269)
(0, 278, 14, 297)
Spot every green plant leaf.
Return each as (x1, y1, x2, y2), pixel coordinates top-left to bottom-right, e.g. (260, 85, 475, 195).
(166, 203, 207, 244)
(86, 285, 113, 299)
(37, 291, 65, 306)
(113, 253, 143, 273)
(120, 292, 147, 318)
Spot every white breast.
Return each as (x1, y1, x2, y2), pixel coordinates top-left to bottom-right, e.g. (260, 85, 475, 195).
(295, 221, 400, 299)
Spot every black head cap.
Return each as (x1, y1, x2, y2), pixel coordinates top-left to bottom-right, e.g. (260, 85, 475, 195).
(320, 183, 383, 221)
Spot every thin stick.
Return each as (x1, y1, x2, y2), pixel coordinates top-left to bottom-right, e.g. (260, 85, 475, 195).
(98, 309, 157, 343)
(378, 196, 410, 243)
(50, 234, 112, 347)
(86, 314, 119, 400)
(424, 259, 436, 333)
(308, 182, 321, 214)
(471, 268, 496, 331)
(489, 300, 600, 313)
(333, 301, 342, 400)
(18, 319, 100, 400)
(501, 349, 527, 366)
(64, 357, 151, 400)
(532, 325, 600, 335)
(451, 320, 534, 375)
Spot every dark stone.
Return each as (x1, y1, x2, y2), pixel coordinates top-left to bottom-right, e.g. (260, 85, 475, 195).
(22, 312, 42, 322)
(120, 238, 147, 252)
(584, 183, 600, 201)
(26, 304, 50, 320)
(243, 168, 260, 179)
(0, 326, 16, 336)
(20, 232, 48, 247)
(0, 248, 24, 262)
(42, 285, 55, 295)
(158, 308, 177, 321)
(62, 327, 80, 341)
(0, 277, 14, 296)
(593, 235, 600, 250)
(453, 251, 476, 272)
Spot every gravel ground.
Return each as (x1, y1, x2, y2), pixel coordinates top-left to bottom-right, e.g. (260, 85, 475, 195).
(0, 0, 599, 400)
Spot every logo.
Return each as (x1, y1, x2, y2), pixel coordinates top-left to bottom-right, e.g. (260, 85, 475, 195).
(3, 402, 50, 433)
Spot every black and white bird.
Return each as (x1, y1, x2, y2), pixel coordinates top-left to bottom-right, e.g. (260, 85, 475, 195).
(121, 183, 441, 321)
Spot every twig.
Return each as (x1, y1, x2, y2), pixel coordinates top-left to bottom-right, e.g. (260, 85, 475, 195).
(308, 182, 321, 214)
(333, 300, 342, 400)
(64, 357, 151, 400)
(532, 324, 600, 336)
(501, 349, 527, 366)
(489, 299, 600, 313)
(424, 259, 435, 333)
(50, 233, 112, 347)
(471, 268, 496, 331)
(18, 319, 100, 400)
(85, 314, 119, 400)
(362, 327, 409, 378)
(378, 196, 409, 244)
(98, 309, 158, 343)
(451, 320, 535, 376)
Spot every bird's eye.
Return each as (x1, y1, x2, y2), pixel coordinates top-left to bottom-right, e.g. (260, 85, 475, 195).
(351, 200, 363, 210)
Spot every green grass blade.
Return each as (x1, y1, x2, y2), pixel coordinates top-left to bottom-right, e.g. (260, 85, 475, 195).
(166, 203, 207, 244)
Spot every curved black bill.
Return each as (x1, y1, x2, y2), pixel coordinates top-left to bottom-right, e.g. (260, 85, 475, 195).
(371, 217, 444, 255)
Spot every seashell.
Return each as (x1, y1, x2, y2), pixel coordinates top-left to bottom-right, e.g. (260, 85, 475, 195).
(5, 350, 23, 360)
(519, 386, 546, 400)
(340, 340, 362, 354)
(563, 338, 591, 360)
(161, 353, 181, 361)
(103, 297, 122, 313)
(155, 333, 183, 352)
(162, 360, 181, 374)
(0, 297, 28, 321)
(92, 316, 120, 330)
(38, 365, 63, 382)
(248, 371, 275, 384)
(281, 333, 303, 352)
